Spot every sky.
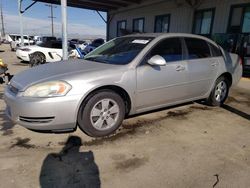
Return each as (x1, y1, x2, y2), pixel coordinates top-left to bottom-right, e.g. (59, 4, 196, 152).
(1, 0, 107, 39)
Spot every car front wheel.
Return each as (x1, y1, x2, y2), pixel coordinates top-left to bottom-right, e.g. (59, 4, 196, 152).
(77, 90, 125, 137)
(30, 52, 46, 67)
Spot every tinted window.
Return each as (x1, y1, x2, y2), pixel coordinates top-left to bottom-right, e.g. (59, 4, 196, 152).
(69, 44, 76, 49)
(71, 39, 78, 42)
(91, 39, 104, 47)
(150, 38, 183, 62)
(133, 18, 144, 33)
(228, 4, 250, 33)
(42, 37, 57, 42)
(117, 20, 126, 37)
(193, 9, 215, 35)
(9, 35, 15, 40)
(84, 37, 153, 65)
(243, 7, 250, 33)
(38, 42, 52, 48)
(155, 14, 170, 33)
(185, 38, 211, 59)
(51, 42, 62, 49)
(208, 42, 222, 57)
(38, 41, 62, 49)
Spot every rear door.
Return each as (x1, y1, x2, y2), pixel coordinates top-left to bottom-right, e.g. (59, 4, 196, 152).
(136, 37, 189, 110)
(184, 37, 218, 98)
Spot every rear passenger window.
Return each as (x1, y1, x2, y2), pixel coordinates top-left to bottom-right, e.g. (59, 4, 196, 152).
(185, 38, 211, 59)
(208, 43, 222, 57)
(52, 42, 62, 49)
(150, 37, 183, 62)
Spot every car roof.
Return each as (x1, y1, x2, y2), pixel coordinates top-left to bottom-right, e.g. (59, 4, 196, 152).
(122, 33, 218, 46)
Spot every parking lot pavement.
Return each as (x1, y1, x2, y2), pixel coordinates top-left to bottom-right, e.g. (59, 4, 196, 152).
(0, 44, 250, 188)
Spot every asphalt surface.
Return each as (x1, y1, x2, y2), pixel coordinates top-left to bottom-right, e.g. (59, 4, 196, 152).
(0, 44, 249, 188)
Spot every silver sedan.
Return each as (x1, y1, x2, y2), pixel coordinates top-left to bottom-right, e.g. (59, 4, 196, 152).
(4, 33, 242, 137)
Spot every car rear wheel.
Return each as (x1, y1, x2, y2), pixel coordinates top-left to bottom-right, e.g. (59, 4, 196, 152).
(77, 90, 125, 137)
(30, 52, 46, 67)
(206, 76, 230, 106)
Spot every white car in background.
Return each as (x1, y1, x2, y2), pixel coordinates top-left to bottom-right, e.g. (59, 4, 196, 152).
(16, 41, 77, 65)
(10, 35, 34, 51)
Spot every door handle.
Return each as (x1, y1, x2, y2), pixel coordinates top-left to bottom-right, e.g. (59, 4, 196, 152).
(211, 62, 219, 66)
(176, 65, 185, 71)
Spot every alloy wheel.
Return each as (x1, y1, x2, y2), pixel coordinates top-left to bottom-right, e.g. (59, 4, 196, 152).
(90, 98, 120, 131)
(214, 81, 227, 102)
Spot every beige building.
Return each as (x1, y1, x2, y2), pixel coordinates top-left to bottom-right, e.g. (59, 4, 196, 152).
(107, 0, 250, 40)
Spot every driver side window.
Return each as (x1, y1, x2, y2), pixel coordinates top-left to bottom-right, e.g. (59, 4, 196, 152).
(149, 37, 183, 63)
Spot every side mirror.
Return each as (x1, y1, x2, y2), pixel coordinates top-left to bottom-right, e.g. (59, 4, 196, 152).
(147, 55, 166, 66)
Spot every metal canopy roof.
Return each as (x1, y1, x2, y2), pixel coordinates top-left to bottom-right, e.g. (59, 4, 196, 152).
(35, 0, 142, 12)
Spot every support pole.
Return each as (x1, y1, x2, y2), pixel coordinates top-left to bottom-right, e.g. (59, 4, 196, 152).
(51, 4, 54, 36)
(46, 3, 56, 37)
(18, 0, 24, 46)
(61, 0, 68, 60)
(1, 5, 5, 37)
(96, 11, 107, 24)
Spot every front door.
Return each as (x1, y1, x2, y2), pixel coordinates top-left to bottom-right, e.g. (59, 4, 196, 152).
(136, 37, 189, 111)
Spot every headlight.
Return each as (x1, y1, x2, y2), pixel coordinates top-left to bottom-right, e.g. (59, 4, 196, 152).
(23, 81, 71, 98)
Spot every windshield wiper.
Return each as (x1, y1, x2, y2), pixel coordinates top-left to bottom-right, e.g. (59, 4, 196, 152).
(85, 56, 110, 64)
(84, 57, 97, 61)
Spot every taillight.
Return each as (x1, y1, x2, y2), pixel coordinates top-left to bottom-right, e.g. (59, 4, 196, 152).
(239, 57, 243, 66)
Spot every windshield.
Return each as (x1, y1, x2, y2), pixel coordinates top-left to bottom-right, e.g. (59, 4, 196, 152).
(84, 37, 154, 65)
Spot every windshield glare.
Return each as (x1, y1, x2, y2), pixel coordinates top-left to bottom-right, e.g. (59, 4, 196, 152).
(84, 37, 153, 65)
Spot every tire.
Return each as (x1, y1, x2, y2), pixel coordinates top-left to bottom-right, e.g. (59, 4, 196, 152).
(206, 76, 230, 106)
(30, 52, 46, 67)
(77, 90, 125, 137)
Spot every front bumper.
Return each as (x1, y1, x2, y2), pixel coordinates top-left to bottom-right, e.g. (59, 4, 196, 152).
(4, 86, 82, 132)
(16, 50, 30, 62)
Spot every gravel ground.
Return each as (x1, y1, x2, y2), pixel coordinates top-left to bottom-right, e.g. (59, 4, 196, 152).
(0, 44, 249, 188)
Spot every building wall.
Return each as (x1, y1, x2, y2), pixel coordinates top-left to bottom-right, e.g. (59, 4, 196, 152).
(108, 0, 249, 39)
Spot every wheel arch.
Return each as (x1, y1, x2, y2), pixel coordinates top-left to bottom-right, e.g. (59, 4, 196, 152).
(31, 51, 46, 61)
(206, 72, 233, 100)
(218, 72, 232, 87)
(206, 72, 232, 106)
(77, 85, 132, 118)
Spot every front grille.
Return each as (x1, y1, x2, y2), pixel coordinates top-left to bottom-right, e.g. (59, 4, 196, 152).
(19, 116, 55, 124)
(8, 84, 19, 95)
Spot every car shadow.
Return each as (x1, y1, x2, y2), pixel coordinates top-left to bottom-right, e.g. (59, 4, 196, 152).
(0, 92, 15, 136)
(12, 61, 30, 66)
(0, 110, 14, 136)
(127, 102, 194, 119)
(39, 136, 101, 188)
(222, 104, 250, 121)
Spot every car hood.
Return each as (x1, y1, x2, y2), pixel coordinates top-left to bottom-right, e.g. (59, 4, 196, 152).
(10, 60, 119, 90)
(18, 45, 40, 49)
